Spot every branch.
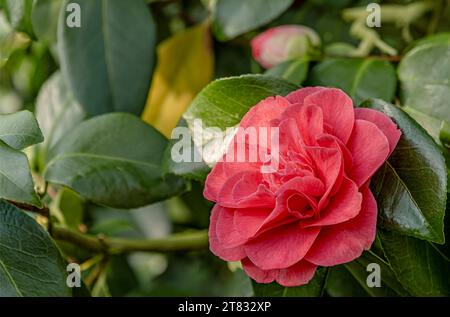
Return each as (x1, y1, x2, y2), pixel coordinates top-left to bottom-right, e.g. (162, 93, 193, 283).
(52, 226, 209, 255)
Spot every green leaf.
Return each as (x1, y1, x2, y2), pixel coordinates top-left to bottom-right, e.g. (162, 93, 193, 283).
(307, 58, 397, 104)
(362, 99, 447, 244)
(176, 75, 296, 178)
(379, 229, 450, 296)
(1, 0, 34, 35)
(58, 0, 156, 116)
(252, 268, 328, 297)
(326, 266, 369, 297)
(35, 71, 85, 170)
(44, 113, 187, 209)
(0, 201, 71, 296)
(0, 142, 41, 206)
(184, 74, 297, 130)
(265, 58, 309, 85)
(399, 42, 450, 123)
(0, 110, 43, 150)
(327, 251, 410, 297)
(163, 119, 210, 182)
(405, 32, 450, 53)
(0, 11, 30, 67)
(212, 0, 293, 41)
(31, 0, 64, 44)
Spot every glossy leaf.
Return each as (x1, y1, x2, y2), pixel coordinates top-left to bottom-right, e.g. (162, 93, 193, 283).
(184, 74, 296, 130)
(212, 0, 293, 41)
(362, 99, 447, 244)
(178, 75, 296, 176)
(44, 113, 187, 209)
(0, 110, 43, 149)
(0, 201, 71, 296)
(35, 71, 85, 169)
(265, 58, 309, 85)
(308, 58, 397, 104)
(380, 229, 450, 296)
(142, 23, 214, 137)
(0, 142, 41, 206)
(252, 268, 328, 297)
(58, 0, 156, 116)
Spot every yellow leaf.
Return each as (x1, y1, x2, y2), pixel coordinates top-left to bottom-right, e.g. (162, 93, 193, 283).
(142, 22, 214, 137)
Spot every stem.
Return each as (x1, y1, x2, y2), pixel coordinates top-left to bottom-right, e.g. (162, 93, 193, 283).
(7, 200, 50, 218)
(52, 226, 209, 255)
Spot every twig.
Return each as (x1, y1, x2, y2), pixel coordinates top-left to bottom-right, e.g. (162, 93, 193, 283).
(51, 226, 209, 255)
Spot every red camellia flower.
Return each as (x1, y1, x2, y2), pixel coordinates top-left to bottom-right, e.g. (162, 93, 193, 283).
(204, 87, 401, 287)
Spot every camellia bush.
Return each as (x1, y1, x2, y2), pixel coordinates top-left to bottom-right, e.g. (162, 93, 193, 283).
(0, 0, 449, 297)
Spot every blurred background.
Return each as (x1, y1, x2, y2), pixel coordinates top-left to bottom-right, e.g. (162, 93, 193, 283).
(0, 0, 449, 296)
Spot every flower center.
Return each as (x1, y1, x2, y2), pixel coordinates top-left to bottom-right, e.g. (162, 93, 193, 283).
(286, 193, 315, 219)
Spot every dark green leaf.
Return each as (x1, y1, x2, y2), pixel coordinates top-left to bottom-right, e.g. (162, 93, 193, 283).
(212, 0, 293, 41)
(265, 58, 309, 85)
(363, 99, 447, 244)
(307, 58, 397, 104)
(44, 113, 187, 209)
(252, 268, 328, 297)
(0, 110, 43, 150)
(0, 142, 41, 206)
(326, 266, 369, 297)
(0, 201, 71, 296)
(379, 229, 450, 296)
(58, 0, 156, 115)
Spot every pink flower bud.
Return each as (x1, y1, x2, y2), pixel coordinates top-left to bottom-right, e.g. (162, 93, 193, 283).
(251, 25, 321, 68)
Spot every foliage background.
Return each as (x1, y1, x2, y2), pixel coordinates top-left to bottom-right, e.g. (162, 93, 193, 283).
(0, 0, 449, 297)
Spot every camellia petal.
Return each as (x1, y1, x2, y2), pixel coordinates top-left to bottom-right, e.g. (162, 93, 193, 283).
(303, 88, 354, 144)
(209, 205, 246, 261)
(244, 222, 320, 270)
(355, 108, 401, 155)
(276, 260, 318, 287)
(304, 185, 377, 266)
(347, 119, 390, 187)
(301, 177, 362, 228)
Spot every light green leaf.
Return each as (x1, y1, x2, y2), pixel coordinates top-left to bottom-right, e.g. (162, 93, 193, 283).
(35, 71, 85, 169)
(44, 113, 187, 209)
(362, 99, 447, 244)
(184, 74, 297, 130)
(399, 42, 450, 123)
(0, 110, 43, 150)
(0, 142, 41, 206)
(308, 58, 397, 104)
(1, 0, 33, 35)
(0, 201, 71, 296)
(31, 0, 64, 44)
(175, 75, 296, 179)
(212, 0, 293, 41)
(58, 0, 156, 116)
